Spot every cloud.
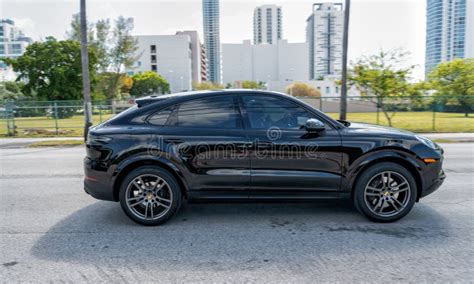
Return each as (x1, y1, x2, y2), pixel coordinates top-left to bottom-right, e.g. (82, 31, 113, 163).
(11, 17, 35, 30)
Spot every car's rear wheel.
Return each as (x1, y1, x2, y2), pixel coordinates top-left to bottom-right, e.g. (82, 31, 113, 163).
(119, 166, 181, 226)
(354, 162, 417, 222)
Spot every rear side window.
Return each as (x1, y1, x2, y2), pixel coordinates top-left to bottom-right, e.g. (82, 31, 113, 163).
(147, 106, 173, 126)
(175, 96, 241, 129)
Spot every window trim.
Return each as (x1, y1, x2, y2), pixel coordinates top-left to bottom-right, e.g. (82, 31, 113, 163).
(144, 105, 176, 127)
(145, 94, 244, 130)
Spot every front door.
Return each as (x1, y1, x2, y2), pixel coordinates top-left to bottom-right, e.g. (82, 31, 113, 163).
(240, 94, 342, 199)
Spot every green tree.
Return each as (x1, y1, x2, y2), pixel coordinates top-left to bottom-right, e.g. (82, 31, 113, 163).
(93, 19, 111, 72)
(67, 13, 94, 43)
(428, 58, 474, 117)
(286, 82, 321, 97)
(0, 81, 25, 100)
(348, 49, 413, 126)
(192, 81, 224, 90)
(130, 71, 169, 97)
(67, 15, 137, 99)
(241, 80, 266, 89)
(106, 16, 139, 98)
(406, 81, 431, 111)
(4, 37, 97, 102)
(68, 14, 110, 72)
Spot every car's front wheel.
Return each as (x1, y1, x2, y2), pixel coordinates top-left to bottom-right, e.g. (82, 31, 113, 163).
(119, 166, 181, 226)
(354, 162, 417, 222)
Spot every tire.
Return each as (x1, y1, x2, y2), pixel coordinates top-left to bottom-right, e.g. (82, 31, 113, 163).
(119, 166, 182, 226)
(353, 162, 417, 223)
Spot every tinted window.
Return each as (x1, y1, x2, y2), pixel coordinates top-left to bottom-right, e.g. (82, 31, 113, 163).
(147, 106, 173, 126)
(176, 96, 241, 129)
(243, 95, 316, 130)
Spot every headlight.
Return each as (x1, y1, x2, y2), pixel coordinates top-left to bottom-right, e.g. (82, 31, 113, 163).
(416, 135, 436, 149)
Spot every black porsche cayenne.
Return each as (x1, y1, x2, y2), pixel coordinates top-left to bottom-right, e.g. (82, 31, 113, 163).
(84, 90, 445, 225)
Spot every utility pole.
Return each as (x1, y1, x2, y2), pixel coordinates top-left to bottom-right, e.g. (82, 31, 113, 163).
(340, 0, 350, 121)
(80, 0, 93, 141)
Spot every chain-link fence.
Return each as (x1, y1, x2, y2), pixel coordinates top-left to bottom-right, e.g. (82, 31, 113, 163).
(0, 99, 132, 136)
(1, 95, 472, 136)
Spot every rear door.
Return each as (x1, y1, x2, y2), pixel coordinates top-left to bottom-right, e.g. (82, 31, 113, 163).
(151, 95, 251, 199)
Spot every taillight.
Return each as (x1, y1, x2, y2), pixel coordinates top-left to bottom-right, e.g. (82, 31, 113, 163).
(87, 133, 112, 145)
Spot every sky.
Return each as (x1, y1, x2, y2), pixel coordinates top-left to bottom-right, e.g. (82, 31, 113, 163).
(0, 0, 427, 80)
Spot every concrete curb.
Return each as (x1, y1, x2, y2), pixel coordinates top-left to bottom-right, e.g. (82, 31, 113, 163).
(0, 137, 83, 149)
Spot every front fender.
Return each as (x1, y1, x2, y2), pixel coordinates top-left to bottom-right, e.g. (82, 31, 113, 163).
(341, 148, 424, 193)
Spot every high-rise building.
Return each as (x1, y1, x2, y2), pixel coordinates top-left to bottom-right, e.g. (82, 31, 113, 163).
(202, 0, 222, 83)
(0, 19, 32, 60)
(306, 3, 344, 79)
(253, 5, 283, 45)
(131, 35, 193, 93)
(200, 44, 208, 82)
(0, 19, 32, 81)
(425, 0, 473, 76)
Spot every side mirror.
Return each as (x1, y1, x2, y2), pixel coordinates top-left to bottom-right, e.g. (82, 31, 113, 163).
(305, 118, 326, 132)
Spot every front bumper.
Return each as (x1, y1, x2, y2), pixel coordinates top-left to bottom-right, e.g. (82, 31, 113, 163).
(420, 168, 446, 198)
(419, 145, 446, 199)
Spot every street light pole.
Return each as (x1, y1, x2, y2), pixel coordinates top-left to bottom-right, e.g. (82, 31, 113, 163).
(340, 0, 351, 121)
(80, 0, 93, 141)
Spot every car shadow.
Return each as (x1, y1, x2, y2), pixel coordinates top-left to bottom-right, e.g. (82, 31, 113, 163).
(31, 201, 452, 270)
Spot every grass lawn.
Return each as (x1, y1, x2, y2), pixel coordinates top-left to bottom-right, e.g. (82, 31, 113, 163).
(27, 140, 84, 147)
(0, 114, 113, 137)
(0, 111, 472, 137)
(326, 111, 473, 133)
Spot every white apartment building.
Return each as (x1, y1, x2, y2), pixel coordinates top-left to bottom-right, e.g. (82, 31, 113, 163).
(306, 3, 344, 79)
(131, 35, 193, 93)
(0, 19, 32, 81)
(267, 76, 358, 98)
(175, 31, 204, 83)
(253, 5, 282, 45)
(222, 39, 308, 84)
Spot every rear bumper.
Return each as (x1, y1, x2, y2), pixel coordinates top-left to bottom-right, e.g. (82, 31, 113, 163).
(84, 157, 115, 201)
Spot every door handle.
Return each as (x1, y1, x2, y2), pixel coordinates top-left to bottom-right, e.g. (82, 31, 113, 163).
(256, 141, 274, 149)
(164, 138, 184, 144)
(236, 142, 253, 149)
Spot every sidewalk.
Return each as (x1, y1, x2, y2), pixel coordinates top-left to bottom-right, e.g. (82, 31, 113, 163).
(0, 137, 83, 149)
(422, 133, 474, 142)
(0, 133, 472, 149)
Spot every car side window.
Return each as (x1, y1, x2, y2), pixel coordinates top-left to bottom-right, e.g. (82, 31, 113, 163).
(147, 106, 174, 126)
(242, 95, 317, 130)
(175, 96, 242, 129)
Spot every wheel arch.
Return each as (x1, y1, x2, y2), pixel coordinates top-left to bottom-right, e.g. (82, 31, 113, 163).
(347, 153, 424, 202)
(112, 158, 189, 202)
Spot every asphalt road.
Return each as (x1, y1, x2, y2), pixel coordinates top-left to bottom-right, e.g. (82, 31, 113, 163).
(0, 143, 473, 282)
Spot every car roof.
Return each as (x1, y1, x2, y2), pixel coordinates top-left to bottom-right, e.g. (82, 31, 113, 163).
(134, 89, 288, 107)
(127, 89, 343, 129)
